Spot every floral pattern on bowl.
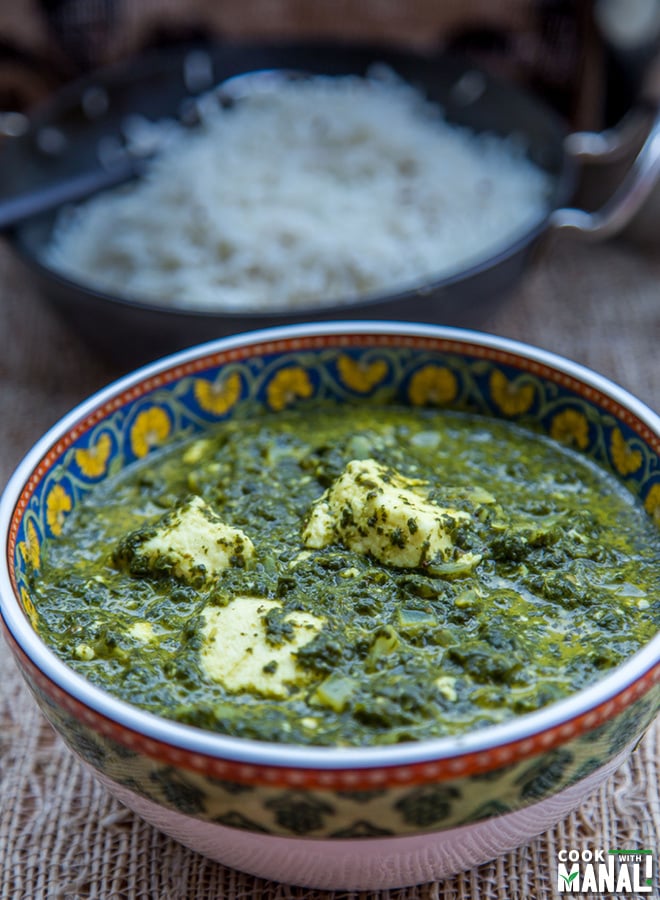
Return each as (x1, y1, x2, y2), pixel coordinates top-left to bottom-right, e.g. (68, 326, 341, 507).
(2, 322, 658, 888)
(10, 334, 660, 572)
(10, 634, 659, 839)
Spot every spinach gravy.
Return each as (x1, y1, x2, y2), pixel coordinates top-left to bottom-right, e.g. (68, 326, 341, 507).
(34, 407, 659, 746)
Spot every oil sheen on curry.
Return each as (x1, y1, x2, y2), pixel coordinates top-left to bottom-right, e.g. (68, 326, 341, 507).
(33, 407, 659, 746)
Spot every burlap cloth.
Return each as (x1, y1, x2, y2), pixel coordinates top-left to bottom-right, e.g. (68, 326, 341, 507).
(0, 230, 659, 897)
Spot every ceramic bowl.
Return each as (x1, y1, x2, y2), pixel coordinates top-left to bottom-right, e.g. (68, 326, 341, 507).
(1, 322, 658, 891)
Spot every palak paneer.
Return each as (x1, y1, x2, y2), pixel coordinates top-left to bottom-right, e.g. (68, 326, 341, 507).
(32, 406, 659, 746)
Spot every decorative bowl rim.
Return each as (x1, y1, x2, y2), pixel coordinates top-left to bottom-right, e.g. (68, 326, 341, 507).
(1, 320, 659, 774)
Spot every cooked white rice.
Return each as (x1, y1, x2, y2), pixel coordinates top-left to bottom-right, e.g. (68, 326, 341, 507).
(45, 71, 552, 312)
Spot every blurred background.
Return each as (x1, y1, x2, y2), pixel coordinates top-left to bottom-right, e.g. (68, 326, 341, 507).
(1, 0, 658, 130)
(0, 1, 659, 380)
(0, 6, 659, 899)
(0, 1, 658, 457)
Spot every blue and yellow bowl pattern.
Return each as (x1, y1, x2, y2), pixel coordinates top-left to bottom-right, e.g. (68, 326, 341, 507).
(4, 325, 660, 843)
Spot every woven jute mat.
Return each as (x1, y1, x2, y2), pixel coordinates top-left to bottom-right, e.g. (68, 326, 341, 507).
(0, 232, 658, 898)
(4, 651, 658, 899)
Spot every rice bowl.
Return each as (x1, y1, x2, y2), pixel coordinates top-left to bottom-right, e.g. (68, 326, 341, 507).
(44, 70, 552, 313)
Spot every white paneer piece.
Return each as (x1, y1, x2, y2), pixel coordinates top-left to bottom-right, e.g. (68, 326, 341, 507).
(200, 597, 324, 698)
(302, 458, 473, 569)
(118, 495, 254, 583)
(128, 621, 156, 642)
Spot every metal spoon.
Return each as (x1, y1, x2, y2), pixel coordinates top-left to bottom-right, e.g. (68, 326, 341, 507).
(0, 67, 305, 232)
(0, 157, 147, 230)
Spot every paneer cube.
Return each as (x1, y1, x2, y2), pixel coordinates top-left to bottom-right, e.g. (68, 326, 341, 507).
(114, 495, 254, 583)
(302, 458, 475, 570)
(200, 596, 324, 698)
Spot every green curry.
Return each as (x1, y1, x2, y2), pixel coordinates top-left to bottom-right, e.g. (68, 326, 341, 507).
(33, 407, 659, 746)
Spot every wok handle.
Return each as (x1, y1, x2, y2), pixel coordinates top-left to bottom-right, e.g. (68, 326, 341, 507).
(548, 107, 660, 240)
